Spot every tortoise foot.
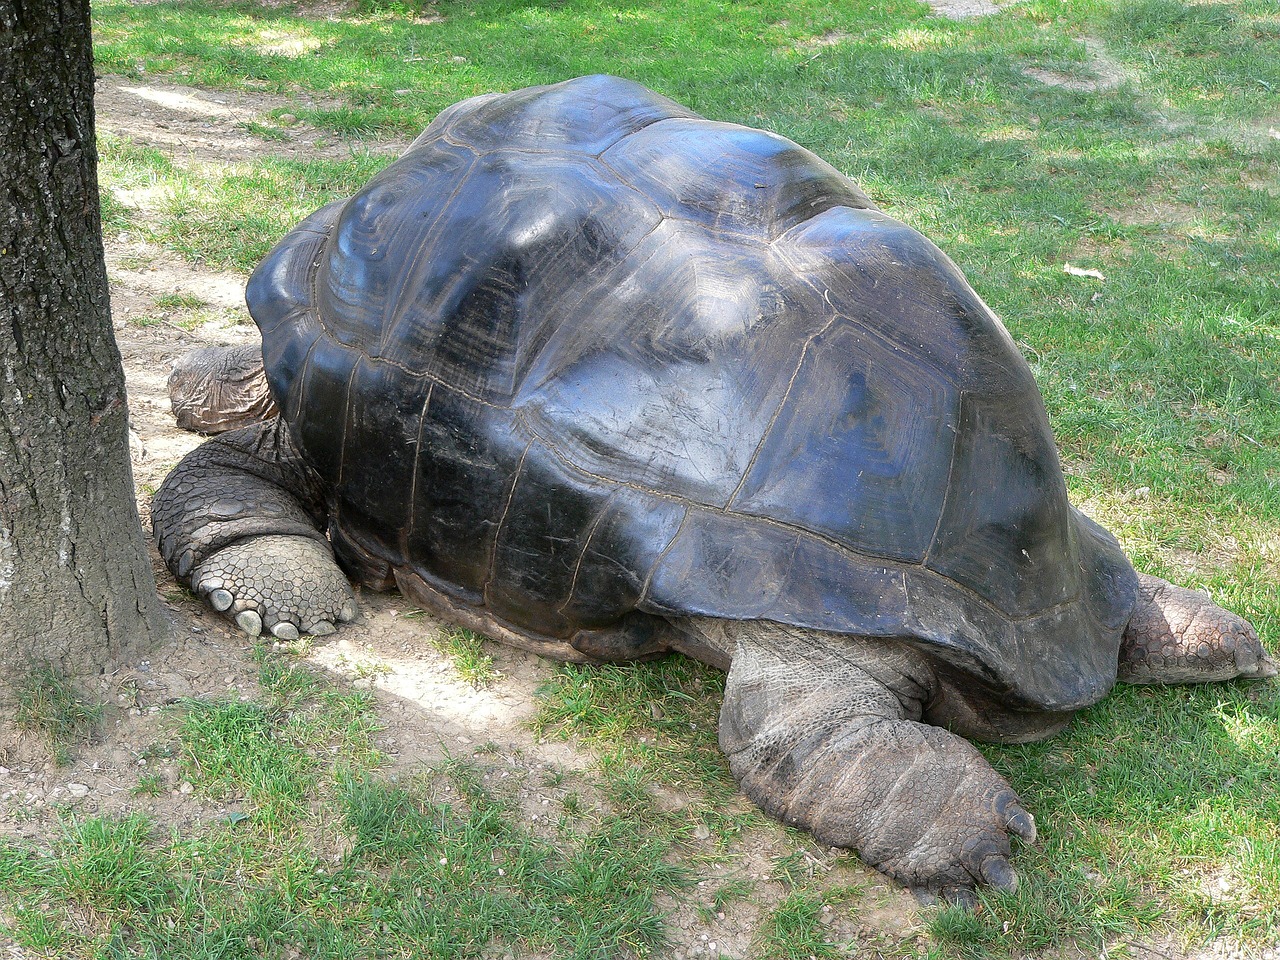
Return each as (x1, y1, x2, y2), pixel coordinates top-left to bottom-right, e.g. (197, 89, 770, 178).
(716, 624, 1036, 902)
(1120, 574, 1276, 684)
(191, 534, 358, 639)
(729, 710, 1035, 900)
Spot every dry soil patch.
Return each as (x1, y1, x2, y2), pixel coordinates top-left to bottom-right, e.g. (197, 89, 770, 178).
(925, 0, 1001, 19)
(95, 74, 410, 164)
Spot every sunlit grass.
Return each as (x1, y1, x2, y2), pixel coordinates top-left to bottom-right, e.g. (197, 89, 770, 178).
(0, 653, 691, 958)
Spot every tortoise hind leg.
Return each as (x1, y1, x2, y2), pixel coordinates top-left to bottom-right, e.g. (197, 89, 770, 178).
(152, 417, 357, 639)
(709, 621, 1035, 903)
(1119, 573, 1276, 684)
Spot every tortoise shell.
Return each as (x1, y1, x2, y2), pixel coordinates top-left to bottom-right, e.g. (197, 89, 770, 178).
(246, 75, 1137, 711)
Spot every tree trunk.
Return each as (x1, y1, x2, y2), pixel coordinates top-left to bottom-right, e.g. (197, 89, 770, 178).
(0, 0, 170, 692)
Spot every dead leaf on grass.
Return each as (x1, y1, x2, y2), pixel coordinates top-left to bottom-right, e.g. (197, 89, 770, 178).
(1064, 262, 1106, 281)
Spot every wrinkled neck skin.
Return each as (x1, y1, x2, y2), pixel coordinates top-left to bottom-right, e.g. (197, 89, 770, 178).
(924, 665, 1076, 744)
(672, 617, 1077, 745)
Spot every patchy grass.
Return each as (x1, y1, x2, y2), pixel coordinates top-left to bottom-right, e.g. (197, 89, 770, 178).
(753, 887, 861, 960)
(152, 154, 389, 271)
(429, 626, 499, 688)
(12, 666, 103, 763)
(98, 139, 388, 272)
(536, 659, 730, 798)
(153, 292, 207, 310)
(0, 653, 691, 958)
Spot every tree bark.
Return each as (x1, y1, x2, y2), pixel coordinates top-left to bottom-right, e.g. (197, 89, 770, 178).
(0, 0, 169, 691)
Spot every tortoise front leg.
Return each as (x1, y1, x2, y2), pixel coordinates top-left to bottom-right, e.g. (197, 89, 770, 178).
(1119, 573, 1276, 684)
(152, 417, 357, 639)
(713, 623, 1036, 903)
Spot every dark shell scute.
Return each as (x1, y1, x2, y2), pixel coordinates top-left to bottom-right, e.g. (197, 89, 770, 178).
(317, 139, 478, 357)
(330, 358, 430, 570)
(558, 486, 689, 627)
(775, 207, 1038, 394)
(644, 507, 908, 631)
(601, 118, 873, 238)
(520, 222, 805, 507)
(729, 320, 958, 564)
(486, 436, 617, 638)
(926, 390, 1081, 617)
(286, 329, 360, 485)
(323, 147, 663, 403)
(400, 390, 528, 603)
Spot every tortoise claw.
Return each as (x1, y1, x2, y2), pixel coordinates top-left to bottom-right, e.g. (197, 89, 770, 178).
(235, 610, 263, 637)
(997, 793, 1037, 844)
(208, 588, 234, 612)
(980, 856, 1018, 892)
(270, 621, 300, 641)
(1007, 808, 1036, 843)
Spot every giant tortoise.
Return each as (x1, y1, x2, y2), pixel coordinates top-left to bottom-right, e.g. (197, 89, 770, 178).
(153, 75, 1275, 901)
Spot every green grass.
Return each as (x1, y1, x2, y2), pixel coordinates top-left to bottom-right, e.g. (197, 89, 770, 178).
(953, 682, 1280, 955)
(0, 653, 690, 958)
(69, 0, 1280, 955)
(534, 657, 756, 827)
(429, 626, 500, 687)
(153, 292, 207, 310)
(754, 888, 859, 960)
(12, 666, 103, 763)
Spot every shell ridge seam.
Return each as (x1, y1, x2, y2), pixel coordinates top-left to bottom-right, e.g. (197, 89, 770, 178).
(283, 333, 321, 427)
(335, 353, 363, 492)
(725, 312, 842, 509)
(638, 508, 692, 607)
(554, 490, 618, 618)
(482, 437, 535, 607)
(401, 381, 435, 558)
(920, 389, 966, 568)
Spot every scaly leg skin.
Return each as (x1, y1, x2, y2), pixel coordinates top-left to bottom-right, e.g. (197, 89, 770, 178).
(713, 622, 1036, 906)
(1120, 573, 1277, 684)
(152, 417, 358, 639)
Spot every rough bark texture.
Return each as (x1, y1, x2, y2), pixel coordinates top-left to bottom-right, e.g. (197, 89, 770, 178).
(0, 0, 169, 693)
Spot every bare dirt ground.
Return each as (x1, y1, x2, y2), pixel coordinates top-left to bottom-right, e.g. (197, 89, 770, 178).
(0, 75, 922, 957)
(925, 0, 1001, 18)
